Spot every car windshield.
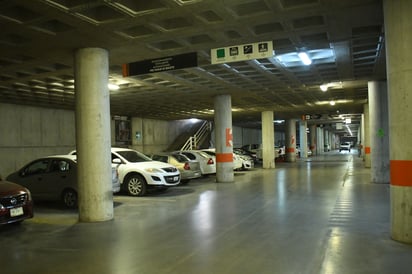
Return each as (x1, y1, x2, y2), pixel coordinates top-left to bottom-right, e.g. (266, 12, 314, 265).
(202, 150, 215, 156)
(197, 151, 211, 159)
(116, 150, 152, 163)
(172, 154, 189, 163)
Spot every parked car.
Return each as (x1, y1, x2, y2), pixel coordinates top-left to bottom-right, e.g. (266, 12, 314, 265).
(201, 149, 243, 171)
(151, 152, 201, 184)
(0, 176, 34, 225)
(176, 150, 216, 175)
(70, 148, 181, 197)
(6, 155, 120, 208)
(240, 144, 262, 160)
(339, 142, 351, 152)
(275, 146, 286, 158)
(235, 147, 258, 163)
(233, 149, 254, 170)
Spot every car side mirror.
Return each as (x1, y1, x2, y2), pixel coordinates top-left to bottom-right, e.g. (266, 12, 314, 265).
(112, 158, 122, 164)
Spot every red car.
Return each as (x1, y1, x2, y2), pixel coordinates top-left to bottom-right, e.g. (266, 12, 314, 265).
(0, 177, 34, 224)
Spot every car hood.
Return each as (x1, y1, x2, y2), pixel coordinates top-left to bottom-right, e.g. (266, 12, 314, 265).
(126, 161, 177, 170)
(0, 181, 28, 195)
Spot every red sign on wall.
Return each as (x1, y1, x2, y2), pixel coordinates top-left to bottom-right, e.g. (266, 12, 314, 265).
(226, 128, 233, 147)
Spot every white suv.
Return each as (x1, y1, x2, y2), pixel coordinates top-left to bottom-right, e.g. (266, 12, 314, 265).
(70, 148, 180, 196)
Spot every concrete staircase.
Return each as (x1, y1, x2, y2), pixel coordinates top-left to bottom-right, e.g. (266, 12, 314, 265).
(166, 120, 212, 151)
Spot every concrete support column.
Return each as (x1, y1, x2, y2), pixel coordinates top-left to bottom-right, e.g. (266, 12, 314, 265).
(285, 119, 296, 162)
(384, 0, 412, 243)
(214, 95, 234, 183)
(323, 129, 329, 152)
(330, 133, 334, 150)
(261, 111, 275, 169)
(329, 132, 333, 150)
(316, 127, 324, 155)
(74, 48, 113, 222)
(363, 104, 371, 168)
(299, 120, 308, 158)
(361, 113, 365, 159)
(310, 125, 317, 155)
(368, 81, 390, 183)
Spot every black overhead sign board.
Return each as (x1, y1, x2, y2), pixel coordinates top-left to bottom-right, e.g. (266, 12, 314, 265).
(122, 52, 198, 77)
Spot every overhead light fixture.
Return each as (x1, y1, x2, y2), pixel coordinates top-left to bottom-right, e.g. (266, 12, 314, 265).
(319, 81, 343, 92)
(329, 100, 336, 106)
(298, 52, 312, 65)
(189, 118, 200, 123)
(320, 84, 328, 92)
(275, 48, 334, 67)
(108, 83, 119, 90)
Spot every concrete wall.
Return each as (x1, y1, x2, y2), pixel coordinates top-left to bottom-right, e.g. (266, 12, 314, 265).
(0, 103, 76, 178)
(0, 103, 195, 177)
(211, 126, 284, 149)
(210, 126, 262, 148)
(130, 118, 188, 154)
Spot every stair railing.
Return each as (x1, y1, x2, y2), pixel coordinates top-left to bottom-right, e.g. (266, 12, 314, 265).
(180, 121, 212, 151)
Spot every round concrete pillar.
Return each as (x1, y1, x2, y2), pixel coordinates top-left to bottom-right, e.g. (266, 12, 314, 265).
(384, 0, 412, 243)
(368, 81, 390, 183)
(317, 127, 324, 155)
(261, 111, 275, 169)
(74, 48, 113, 222)
(285, 119, 296, 162)
(299, 120, 308, 158)
(310, 124, 317, 155)
(214, 95, 234, 183)
(363, 104, 371, 168)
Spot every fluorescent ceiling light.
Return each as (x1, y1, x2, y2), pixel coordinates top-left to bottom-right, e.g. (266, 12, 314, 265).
(320, 81, 343, 92)
(189, 118, 200, 123)
(329, 100, 336, 106)
(298, 52, 312, 65)
(275, 48, 334, 68)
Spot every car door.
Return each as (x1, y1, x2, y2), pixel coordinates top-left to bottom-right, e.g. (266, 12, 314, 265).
(16, 158, 51, 199)
(40, 158, 77, 200)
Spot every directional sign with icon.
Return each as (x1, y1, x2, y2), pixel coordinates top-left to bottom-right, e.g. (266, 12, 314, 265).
(211, 41, 274, 64)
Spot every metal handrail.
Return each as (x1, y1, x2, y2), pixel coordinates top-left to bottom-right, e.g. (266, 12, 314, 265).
(180, 121, 211, 150)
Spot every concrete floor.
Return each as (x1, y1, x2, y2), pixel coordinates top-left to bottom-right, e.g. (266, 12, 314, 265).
(1, 152, 412, 274)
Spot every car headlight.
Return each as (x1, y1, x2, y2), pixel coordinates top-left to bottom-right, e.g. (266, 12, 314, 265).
(144, 168, 162, 173)
(26, 189, 32, 201)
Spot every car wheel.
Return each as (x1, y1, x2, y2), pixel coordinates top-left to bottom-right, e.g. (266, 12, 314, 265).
(62, 189, 77, 208)
(125, 174, 147, 196)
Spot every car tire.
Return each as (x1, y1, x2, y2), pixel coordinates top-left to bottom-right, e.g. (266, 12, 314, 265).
(62, 189, 77, 208)
(125, 174, 147, 196)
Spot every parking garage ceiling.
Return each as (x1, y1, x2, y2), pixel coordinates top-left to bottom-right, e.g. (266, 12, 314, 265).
(0, 0, 385, 135)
